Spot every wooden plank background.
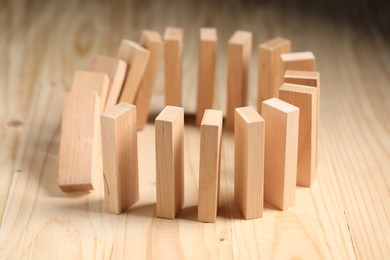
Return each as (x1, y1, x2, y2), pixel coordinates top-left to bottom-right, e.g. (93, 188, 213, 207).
(0, 0, 389, 259)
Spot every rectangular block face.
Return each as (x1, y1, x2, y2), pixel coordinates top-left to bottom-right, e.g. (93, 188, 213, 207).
(226, 31, 253, 129)
(197, 109, 223, 223)
(72, 71, 110, 111)
(258, 37, 291, 113)
(117, 40, 150, 104)
(58, 91, 100, 192)
(91, 55, 127, 110)
(279, 84, 318, 187)
(135, 31, 164, 130)
(196, 28, 217, 126)
(234, 106, 264, 219)
(164, 27, 183, 106)
(262, 98, 299, 210)
(280, 52, 316, 89)
(101, 103, 139, 214)
(155, 106, 184, 219)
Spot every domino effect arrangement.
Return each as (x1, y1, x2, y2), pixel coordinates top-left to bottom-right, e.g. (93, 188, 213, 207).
(58, 27, 319, 222)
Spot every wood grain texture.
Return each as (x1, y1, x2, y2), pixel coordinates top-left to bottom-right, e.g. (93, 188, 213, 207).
(101, 103, 139, 214)
(197, 109, 223, 223)
(0, 0, 389, 259)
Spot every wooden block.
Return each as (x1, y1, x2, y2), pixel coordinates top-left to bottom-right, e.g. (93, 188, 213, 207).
(258, 37, 291, 113)
(279, 84, 318, 187)
(280, 52, 316, 88)
(117, 40, 150, 104)
(197, 109, 223, 223)
(164, 27, 183, 106)
(134, 30, 164, 130)
(262, 98, 299, 210)
(58, 91, 101, 192)
(71, 70, 110, 111)
(155, 106, 184, 219)
(101, 103, 139, 214)
(91, 55, 127, 110)
(234, 106, 264, 219)
(196, 28, 217, 126)
(226, 30, 252, 129)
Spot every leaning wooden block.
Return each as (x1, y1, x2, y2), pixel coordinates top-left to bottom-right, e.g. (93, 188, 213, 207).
(280, 52, 316, 88)
(279, 84, 318, 187)
(198, 109, 223, 223)
(117, 39, 150, 104)
(234, 106, 264, 219)
(135, 30, 164, 130)
(58, 91, 101, 192)
(71, 70, 110, 111)
(164, 27, 183, 106)
(196, 28, 217, 126)
(101, 103, 139, 214)
(262, 98, 299, 210)
(258, 37, 291, 112)
(226, 30, 252, 129)
(91, 55, 127, 110)
(155, 106, 184, 219)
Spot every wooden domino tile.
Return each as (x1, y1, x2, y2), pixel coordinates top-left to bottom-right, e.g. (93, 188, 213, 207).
(164, 27, 183, 107)
(91, 55, 127, 110)
(226, 30, 252, 130)
(155, 106, 184, 219)
(58, 91, 101, 192)
(197, 109, 223, 223)
(258, 37, 291, 113)
(196, 28, 217, 126)
(280, 52, 316, 88)
(234, 106, 265, 219)
(135, 30, 164, 130)
(101, 103, 139, 214)
(117, 39, 150, 104)
(71, 70, 110, 111)
(262, 98, 299, 210)
(279, 83, 318, 187)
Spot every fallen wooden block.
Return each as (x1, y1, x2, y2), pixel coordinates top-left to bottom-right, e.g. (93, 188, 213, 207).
(101, 103, 139, 214)
(135, 30, 164, 130)
(71, 70, 110, 111)
(258, 37, 291, 113)
(197, 109, 223, 223)
(196, 28, 217, 126)
(262, 98, 299, 210)
(226, 30, 252, 129)
(58, 91, 101, 192)
(279, 84, 318, 187)
(91, 55, 127, 110)
(234, 106, 264, 219)
(155, 106, 184, 219)
(117, 39, 150, 104)
(164, 27, 183, 106)
(280, 52, 316, 88)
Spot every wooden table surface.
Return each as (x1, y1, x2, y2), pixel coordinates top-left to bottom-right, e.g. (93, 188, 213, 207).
(1, 0, 389, 259)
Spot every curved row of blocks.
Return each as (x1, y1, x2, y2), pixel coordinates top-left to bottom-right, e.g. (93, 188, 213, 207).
(58, 27, 319, 222)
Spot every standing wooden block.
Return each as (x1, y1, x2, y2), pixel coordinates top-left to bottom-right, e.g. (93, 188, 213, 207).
(91, 55, 127, 110)
(196, 28, 217, 126)
(117, 40, 150, 104)
(164, 27, 183, 106)
(197, 109, 223, 223)
(262, 98, 299, 210)
(226, 30, 252, 130)
(135, 30, 164, 130)
(101, 103, 139, 214)
(280, 52, 316, 87)
(71, 70, 110, 111)
(234, 106, 264, 219)
(155, 106, 184, 219)
(58, 91, 101, 191)
(279, 84, 318, 187)
(258, 37, 291, 113)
